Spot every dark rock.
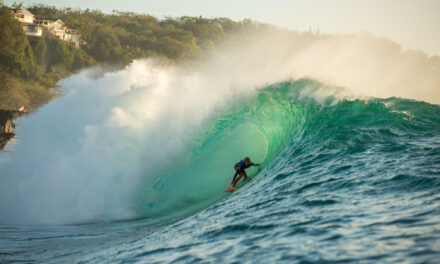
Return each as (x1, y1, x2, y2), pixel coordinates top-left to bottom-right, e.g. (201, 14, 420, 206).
(0, 110, 24, 149)
(0, 133, 15, 149)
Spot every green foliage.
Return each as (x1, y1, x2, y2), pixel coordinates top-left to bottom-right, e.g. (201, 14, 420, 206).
(28, 34, 95, 74)
(0, 4, 251, 110)
(85, 25, 125, 63)
(0, 5, 97, 110)
(0, 71, 52, 110)
(47, 38, 75, 70)
(27, 5, 245, 63)
(32, 34, 47, 68)
(0, 6, 35, 78)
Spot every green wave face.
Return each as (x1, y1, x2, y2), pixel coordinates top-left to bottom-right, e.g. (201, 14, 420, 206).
(136, 82, 308, 219)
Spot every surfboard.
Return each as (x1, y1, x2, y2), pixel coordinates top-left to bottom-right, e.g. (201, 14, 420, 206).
(224, 186, 237, 192)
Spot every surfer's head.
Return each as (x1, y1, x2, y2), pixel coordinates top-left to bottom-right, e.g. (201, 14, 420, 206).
(244, 157, 251, 165)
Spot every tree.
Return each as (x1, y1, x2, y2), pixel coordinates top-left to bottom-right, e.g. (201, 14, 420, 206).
(0, 6, 35, 78)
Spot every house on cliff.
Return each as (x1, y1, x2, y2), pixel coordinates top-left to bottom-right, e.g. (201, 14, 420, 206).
(10, 7, 81, 47)
(35, 19, 81, 47)
(10, 7, 33, 23)
(10, 7, 42, 37)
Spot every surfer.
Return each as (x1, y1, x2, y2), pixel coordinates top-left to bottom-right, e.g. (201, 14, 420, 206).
(231, 157, 260, 188)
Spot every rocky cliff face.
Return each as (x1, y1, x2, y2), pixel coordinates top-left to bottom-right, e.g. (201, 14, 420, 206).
(0, 110, 23, 149)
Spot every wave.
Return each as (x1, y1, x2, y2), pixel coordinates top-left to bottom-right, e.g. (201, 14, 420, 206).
(1, 61, 439, 226)
(1, 29, 440, 225)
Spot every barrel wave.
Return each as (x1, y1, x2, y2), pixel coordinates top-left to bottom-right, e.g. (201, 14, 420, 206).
(1, 59, 440, 262)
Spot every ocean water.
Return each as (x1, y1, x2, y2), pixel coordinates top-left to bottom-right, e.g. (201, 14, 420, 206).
(1, 68, 440, 263)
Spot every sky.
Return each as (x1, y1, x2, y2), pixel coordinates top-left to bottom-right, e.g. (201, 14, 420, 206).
(4, 0, 440, 56)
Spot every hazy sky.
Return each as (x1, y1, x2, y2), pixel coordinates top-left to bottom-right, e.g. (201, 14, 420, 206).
(5, 0, 440, 56)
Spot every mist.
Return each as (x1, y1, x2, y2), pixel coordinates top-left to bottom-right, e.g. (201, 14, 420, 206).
(207, 26, 440, 104)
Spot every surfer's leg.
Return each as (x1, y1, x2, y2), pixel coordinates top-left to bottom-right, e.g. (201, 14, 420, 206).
(232, 171, 245, 187)
(242, 170, 248, 180)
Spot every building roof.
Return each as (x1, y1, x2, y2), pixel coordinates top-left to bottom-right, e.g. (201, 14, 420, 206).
(19, 8, 33, 16)
(11, 7, 34, 16)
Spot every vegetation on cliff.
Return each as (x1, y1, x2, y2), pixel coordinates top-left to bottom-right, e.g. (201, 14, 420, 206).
(27, 5, 244, 64)
(0, 3, 253, 111)
(0, 5, 96, 110)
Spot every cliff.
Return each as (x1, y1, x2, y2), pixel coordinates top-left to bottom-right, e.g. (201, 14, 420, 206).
(0, 110, 24, 149)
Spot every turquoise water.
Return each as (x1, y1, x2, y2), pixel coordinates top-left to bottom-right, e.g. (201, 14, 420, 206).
(1, 79, 440, 263)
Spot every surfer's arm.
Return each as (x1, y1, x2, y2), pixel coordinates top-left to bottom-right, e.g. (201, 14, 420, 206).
(251, 163, 260, 167)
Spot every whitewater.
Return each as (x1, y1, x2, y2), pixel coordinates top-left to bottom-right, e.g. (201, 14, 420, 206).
(1, 30, 439, 263)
